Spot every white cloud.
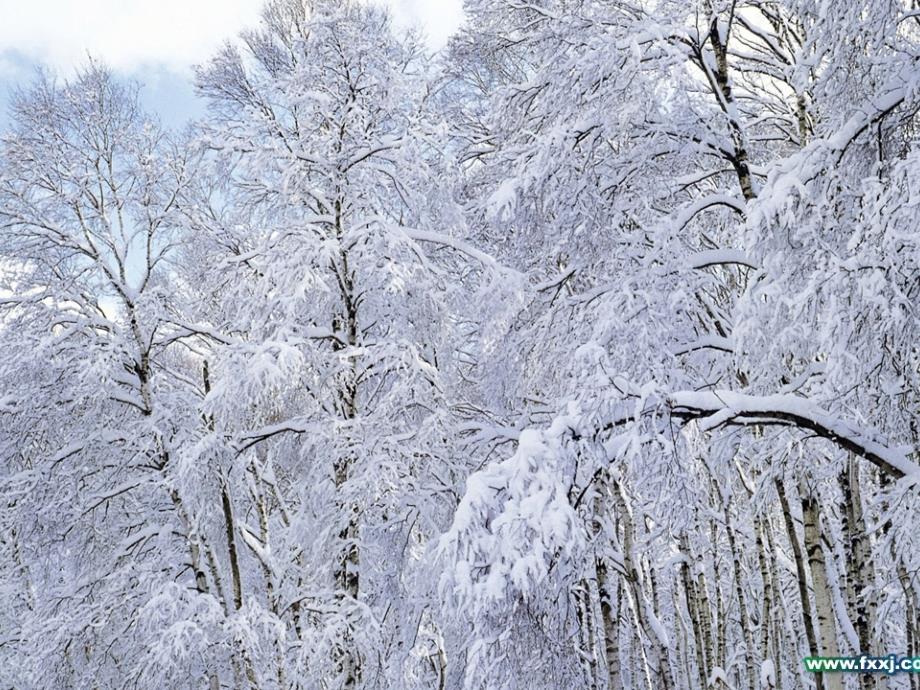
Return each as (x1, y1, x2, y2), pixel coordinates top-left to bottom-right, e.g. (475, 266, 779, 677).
(0, 0, 265, 75)
(0, 0, 463, 79)
(387, 0, 464, 49)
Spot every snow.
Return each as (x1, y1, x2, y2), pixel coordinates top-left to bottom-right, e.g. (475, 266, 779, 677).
(645, 600, 670, 647)
(487, 178, 518, 221)
(666, 390, 919, 478)
(439, 409, 585, 610)
(686, 249, 758, 271)
(400, 226, 517, 276)
(709, 667, 733, 689)
(671, 334, 735, 355)
(672, 194, 746, 232)
(3, 1, 920, 687)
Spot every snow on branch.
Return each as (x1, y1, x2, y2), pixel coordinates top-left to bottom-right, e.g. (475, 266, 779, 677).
(671, 334, 735, 356)
(671, 194, 746, 232)
(234, 419, 313, 453)
(399, 227, 522, 276)
(755, 71, 919, 217)
(685, 249, 759, 271)
(439, 409, 585, 609)
(598, 390, 918, 479)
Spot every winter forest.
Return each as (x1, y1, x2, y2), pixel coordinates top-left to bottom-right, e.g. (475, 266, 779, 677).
(1, 0, 919, 688)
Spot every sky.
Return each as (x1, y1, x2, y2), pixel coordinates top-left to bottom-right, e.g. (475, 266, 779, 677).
(0, 0, 464, 128)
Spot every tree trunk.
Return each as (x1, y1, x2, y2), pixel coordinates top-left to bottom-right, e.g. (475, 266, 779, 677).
(168, 485, 228, 689)
(840, 454, 877, 690)
(575, 580, 599, 688)
(799, 479, 842, 690)
(718, 488, 758, 690)
(679, 535, 709, 690)
(765, 522, 785, 690)
(611, 478, 674, 690)
(597, 551, 622, 690)
(775, 477, 825, 690)
(331, 198, 361, 689)
(697, 558, 715, 685)
(704, 1, 757, 202)
(755, 518, 776, 689)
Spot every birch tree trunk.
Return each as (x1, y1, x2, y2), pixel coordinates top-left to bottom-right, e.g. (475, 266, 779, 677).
(679, 535, 709, 690)
(799, 480, 843, 690)
(597, 556, 622, 690)
(697, 558, 715, 686)
(331, 197, 362, 689)
(840, 454, 877, 690)
(717, 486, 758, 690)
(203, 361, 246, 615)
(765, 522, 785, 690)
(775, 477, 825, 690)
(611, 478, 674, 690)
(755, 517, 776, 689)
(594, 476, 620, 690)
(575, 580, 599, 688)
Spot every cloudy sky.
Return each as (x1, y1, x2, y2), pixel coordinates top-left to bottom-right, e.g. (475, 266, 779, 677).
(0, 0, 464, 127)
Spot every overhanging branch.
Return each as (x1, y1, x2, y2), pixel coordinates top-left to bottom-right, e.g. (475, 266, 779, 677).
(599, 389, 917, 478)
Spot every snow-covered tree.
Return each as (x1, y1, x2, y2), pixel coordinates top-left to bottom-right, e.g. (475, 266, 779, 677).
(0, 64, 219, 687)
(1, 1, 919, 689)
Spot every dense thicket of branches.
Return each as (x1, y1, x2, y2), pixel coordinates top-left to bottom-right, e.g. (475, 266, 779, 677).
(1, 1, 919, 689)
